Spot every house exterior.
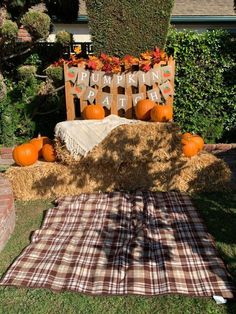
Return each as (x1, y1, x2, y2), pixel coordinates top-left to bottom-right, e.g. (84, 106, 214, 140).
(172, 0, 236, 32)
(47, 0, 236, 43)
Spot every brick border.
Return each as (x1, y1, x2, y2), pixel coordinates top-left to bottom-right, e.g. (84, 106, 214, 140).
(0, 174, 15, 252)
(0, 147, 14, 166)
(204, 143, 236, 154)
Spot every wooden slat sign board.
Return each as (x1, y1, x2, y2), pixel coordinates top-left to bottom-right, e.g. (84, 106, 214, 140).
(64, 57, 175, 120)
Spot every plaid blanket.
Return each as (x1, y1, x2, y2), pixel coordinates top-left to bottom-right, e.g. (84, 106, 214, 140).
(1, 191, 235, 298)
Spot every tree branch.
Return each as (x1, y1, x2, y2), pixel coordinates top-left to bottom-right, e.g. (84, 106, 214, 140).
(2, 46, 33, 61)
(50, 85, 65, 93)
(35, 74, 47, 79)
(35, 108, 59, 116)
(2, 38, 43, 61)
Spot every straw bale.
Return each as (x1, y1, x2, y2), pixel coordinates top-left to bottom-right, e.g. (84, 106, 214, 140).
(55, 122, 182, 165)
(116, 151, 231, 193)
(6, 151, 231, 201)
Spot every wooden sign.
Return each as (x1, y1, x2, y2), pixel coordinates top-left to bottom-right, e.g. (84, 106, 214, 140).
(64, 57, 175, 120)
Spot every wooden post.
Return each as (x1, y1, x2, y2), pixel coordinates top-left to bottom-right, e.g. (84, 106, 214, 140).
(125, 85, 133, 118)
(78, 65, 89, 114)
(64, 63, 75, 120)
(152, 63, 160, 105)
(110, 79, 118, 115)
(166, 56, 175, 106)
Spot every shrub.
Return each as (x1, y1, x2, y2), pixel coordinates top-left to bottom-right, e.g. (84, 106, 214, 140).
(166, 29, 236, 143)
(46, 66, 64, 84)
(0, 96, 18, 146)
(20, 10, 51, 39)
(17, 65, 37, 80)
(24, 53, 42, 67)
(0, 75, 66, 146)
(86, 0, 174, 56)
(0, 20, 18, 41)
(55, 30, 71, 46)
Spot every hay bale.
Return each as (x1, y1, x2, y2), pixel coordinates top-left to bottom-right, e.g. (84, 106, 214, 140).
(55, 122, 182, 165)
(116, 151, 231, 193)
(6, 151, 231, 201)
(5, 122, 231, 200)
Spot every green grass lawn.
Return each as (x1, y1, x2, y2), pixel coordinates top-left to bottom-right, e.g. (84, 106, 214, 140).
(0, 192, 235, 314)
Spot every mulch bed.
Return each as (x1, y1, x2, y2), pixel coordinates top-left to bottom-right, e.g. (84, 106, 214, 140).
(1, 191, 235, 298)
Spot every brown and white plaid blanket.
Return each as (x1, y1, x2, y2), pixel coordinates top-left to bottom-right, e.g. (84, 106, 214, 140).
(1, 191, 235, 298)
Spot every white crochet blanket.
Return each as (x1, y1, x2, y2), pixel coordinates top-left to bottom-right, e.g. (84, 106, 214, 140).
(55, 115, 138, 157)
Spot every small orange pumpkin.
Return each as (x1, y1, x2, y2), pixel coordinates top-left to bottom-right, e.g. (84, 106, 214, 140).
(150, 104, 173, 122)
(135, 99, 155, 121)
(30, 134, 51, 157)
(13, 143, 38, 166)
(182, 140, 199, 157)
(42, 144, 56, 162)
(181, 133, 204, 152)
(181, 132, 192, 141)
(190, 135, 204, 151)
(83, 104, 105, 120)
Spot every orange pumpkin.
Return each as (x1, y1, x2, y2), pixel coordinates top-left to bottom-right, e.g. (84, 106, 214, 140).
(181, 133, 204, 152)
(182, 140, 199, 157)
(150, 104, 173, 122)
(190, 135, 204, 151)
(135, 99, 155, 121)
(181, 132, 192, 141)
(83, 104, 105, 120)
(30, 134, 51, 157)
(13, 143, 38, 166)
(42, 144, 56, 162)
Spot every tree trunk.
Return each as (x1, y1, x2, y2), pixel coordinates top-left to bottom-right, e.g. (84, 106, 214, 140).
(0, 5, 7, 27)
(0, 70, 7, 100)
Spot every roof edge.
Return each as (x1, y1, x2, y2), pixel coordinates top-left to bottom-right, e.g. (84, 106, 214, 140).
(171, 16, 236, 23)
(52, 15, 236, 24)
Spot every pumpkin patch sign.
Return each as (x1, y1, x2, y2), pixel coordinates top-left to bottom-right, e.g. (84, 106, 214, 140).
(64, 54, 175, 120)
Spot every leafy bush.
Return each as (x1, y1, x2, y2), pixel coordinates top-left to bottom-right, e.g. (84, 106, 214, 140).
(46, 66, 64, 84)
(24, 53, 42, 66)
(0, 20, 18, 41)
(86, 0, 174, 56)
(0, 74, 66, 146)
(0, 76, 41, 146)
(20, 10, 51, 39)
(166, 29, 236, 143)
(0, 96, 19, 146)
(17, 65, 37, 80)
(56, 30, 71, 46)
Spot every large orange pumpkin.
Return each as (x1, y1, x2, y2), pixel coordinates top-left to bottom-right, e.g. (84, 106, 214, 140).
(13, 143, 38, 166)
(42, 144, 56, 162)
(83, 104, 105, 120)
(150, 104, 173, 122)
(182, 140, 199, 157)
(30, 134, 51, 157)
(135, 99, 155, 121)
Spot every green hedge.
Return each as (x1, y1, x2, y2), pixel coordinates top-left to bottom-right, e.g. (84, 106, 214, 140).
(166, 29, 236, 143)
(86, 0, 174, 56)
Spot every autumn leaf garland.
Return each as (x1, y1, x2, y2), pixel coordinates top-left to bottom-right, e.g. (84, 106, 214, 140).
(52, 47, 168, 73)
